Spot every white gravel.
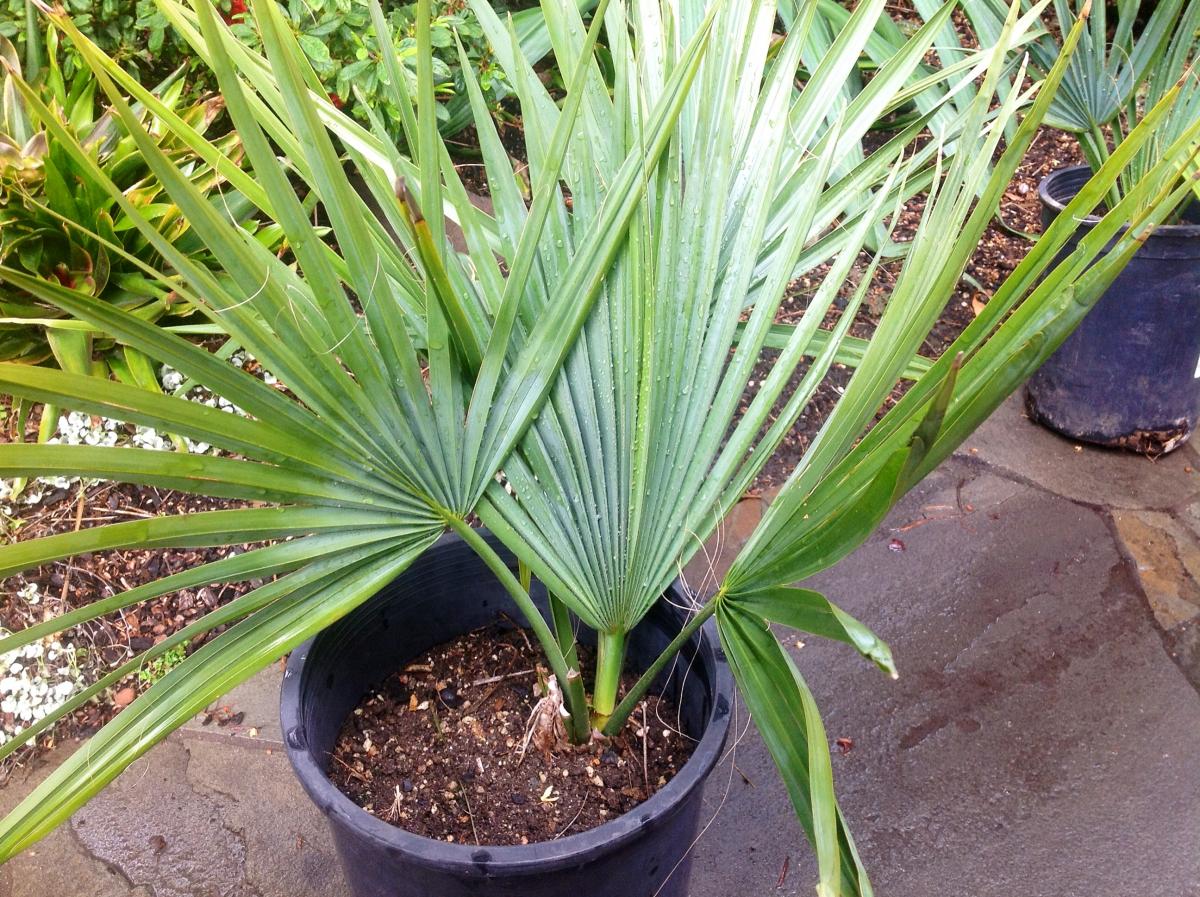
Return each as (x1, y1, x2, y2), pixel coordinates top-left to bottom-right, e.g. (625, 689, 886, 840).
(0, 584, 85, 748)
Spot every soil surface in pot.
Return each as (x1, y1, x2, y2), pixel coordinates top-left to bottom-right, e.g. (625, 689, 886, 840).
(326, 622, 695, 846)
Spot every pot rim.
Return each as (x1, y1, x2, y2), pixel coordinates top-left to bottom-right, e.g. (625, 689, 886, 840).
(1038, 164, 1200, 238)
(280, 532, 734, 876)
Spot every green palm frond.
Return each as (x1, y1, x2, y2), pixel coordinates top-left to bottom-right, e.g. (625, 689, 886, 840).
(0, 2, 1197, 893)
(0, 0, 714, 850)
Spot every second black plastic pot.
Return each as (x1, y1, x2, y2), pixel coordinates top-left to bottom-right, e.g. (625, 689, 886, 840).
(1025, 165, 1200, 454)
(280, 531, 732, 897)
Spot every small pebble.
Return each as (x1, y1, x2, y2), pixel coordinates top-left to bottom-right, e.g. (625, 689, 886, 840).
(511, 793, 527, 805)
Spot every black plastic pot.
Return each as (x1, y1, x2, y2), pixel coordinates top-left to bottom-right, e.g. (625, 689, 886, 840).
(1024, 165, 1200, 454)
(280, 532, 732, 897)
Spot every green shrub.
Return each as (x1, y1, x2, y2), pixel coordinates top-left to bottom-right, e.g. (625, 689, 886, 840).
(2, 0, 570, 140)
(0, 31, 276, 374)
(228, 0, 517, 137)
(0, 26, 282, 477)
(0, 0, 195, 84)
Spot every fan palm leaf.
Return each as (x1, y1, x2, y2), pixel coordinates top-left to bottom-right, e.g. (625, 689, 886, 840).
(0, 2, 1196, 893)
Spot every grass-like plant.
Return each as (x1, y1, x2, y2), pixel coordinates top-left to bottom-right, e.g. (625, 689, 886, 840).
(0, 1, 1197, 893)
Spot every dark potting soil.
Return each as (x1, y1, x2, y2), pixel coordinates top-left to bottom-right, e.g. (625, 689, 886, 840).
(327, 623, 695, 846)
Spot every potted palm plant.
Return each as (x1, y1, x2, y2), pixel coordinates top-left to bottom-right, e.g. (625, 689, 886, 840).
(959, 0, 1200, 453)
(0, 0, 1198, 895)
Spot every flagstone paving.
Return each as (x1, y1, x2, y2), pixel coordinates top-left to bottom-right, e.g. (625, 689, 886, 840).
(3, 394, 1199, 897)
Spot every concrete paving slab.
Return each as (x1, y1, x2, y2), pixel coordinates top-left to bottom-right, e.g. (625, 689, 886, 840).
(689, 459, 1200, 897)
(0, 743, 154, 897)
(24, 731, 337, 897)
(181, 661, 285, 748)
(965, 394, 1200, 511)
(184, 739, 343, 897)
(71, 740, 258, 897)
(1163, 617, 1200, 695)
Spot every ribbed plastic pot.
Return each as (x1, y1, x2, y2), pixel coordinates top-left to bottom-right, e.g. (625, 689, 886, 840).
(1024, 165, 1200, 454)
(280, 531, 732, 897)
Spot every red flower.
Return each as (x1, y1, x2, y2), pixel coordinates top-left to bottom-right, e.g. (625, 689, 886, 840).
(221, 0, 247, 24)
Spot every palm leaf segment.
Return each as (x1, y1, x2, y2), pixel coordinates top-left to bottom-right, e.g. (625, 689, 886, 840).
(477, 0, 1048, 633)
(0, 0, 1198, 891)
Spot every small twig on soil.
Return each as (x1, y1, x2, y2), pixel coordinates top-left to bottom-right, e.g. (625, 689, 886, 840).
(458, 781, 480, 845)
(553, 791, 588, 840)
(58, 563, 116, 599)
(104, 507, 157, 519)
(72, 485, 86, 528)
(386, 785, 403, 823)
(514, 625, 533, 653)
(328, 753, 369, 784)
(470, 668, 534, 687)
(893, 513, 960, 533)
(471, 655, 520, 707)
(58, 483, 87, 604)
(498, 613, 534, 652)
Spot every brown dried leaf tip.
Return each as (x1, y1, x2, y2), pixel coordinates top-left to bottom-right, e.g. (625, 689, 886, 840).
(520, 674, 569, 760)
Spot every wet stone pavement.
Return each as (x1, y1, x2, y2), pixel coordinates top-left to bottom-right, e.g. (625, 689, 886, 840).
(3, 394, 1200, 897)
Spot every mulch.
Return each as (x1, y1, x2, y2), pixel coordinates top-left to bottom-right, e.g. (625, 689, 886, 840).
(0, 477, 259, 765)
